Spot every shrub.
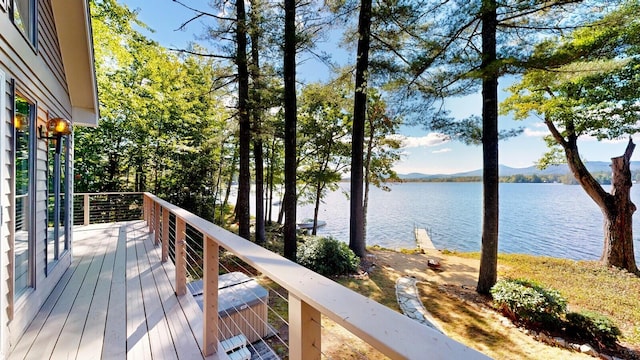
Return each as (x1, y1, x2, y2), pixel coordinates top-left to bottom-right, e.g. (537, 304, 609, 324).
(296, 236, 359, 276)
(491, 278, 567, 327)
(566, 311, 621, 347)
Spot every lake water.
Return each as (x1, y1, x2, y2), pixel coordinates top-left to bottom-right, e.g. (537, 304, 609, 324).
(294, 182, 640, 264)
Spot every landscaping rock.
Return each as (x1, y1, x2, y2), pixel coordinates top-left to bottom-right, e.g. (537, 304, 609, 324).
(579, 344, 597, 356)
(553, 337, 566, 348)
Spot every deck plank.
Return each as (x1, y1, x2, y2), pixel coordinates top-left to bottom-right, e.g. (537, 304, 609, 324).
(50, 226, 115, 359)
(8, 221, 219, 360)
(102, 225, 128, 360)
(76, 225, 120, 360)
(8, 244, 89, 360)
(139, 225, 205, 360)
(22, 236, 109, 360)
(132, 224, 178, 360)
(125, 223, 153, 360)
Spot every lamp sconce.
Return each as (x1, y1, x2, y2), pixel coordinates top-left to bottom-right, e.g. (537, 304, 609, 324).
(39, 114, 72, 154)
(38, 115, 72, 140)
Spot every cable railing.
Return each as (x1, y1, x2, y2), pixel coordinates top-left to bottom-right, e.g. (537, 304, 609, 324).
(143, 192, 489, 359)
(73, 192, 144, 225)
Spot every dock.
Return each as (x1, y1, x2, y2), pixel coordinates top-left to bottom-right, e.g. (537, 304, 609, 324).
(414, 227, 436, 250)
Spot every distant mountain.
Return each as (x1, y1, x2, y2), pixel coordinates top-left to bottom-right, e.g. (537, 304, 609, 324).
(399, 161, 640, 180)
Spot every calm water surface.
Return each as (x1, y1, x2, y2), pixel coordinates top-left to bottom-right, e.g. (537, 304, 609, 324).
(294, 182, 640, 263)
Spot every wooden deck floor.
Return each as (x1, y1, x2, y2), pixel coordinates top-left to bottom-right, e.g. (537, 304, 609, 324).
(8, 220, 220, 360)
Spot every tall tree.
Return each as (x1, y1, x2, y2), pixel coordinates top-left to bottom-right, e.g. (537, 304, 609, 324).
(235, 0, 252, 240)
(350, 0, 373, 258)
(298, 82, 352, 235)
(82, 0, 233, 220)
(376, 0, 601, 294)
(476, 0, 499, 294)
(503, 1, 640, 273)
(249, 0, 266, 244)
(363, 90, 402, 241)
(283, 0, 298, 260)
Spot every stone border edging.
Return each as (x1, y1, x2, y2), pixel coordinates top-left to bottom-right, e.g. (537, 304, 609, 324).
(395, 276, 445, 333)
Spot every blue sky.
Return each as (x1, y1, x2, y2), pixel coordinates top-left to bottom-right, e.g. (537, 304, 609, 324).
(118, 0, 639, 174)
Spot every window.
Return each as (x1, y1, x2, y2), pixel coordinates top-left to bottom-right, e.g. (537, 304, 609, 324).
(10, 0, 36, 45)
(14, 95, 34, 299)
(47, 135, 69, 272)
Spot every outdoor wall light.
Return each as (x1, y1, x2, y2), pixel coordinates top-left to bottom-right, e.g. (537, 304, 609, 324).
(47, 117, 72, 136)
(38, 116, 72, 139)
(38, 115, 72, 153)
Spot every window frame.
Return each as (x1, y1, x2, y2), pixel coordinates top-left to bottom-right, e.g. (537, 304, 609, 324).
(9, 0, 38, 48)
(46, 134, 70, 274)
(12, 85, 37, 302)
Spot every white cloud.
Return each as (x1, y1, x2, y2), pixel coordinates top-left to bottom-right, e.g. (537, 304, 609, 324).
(524, 128, 548, 137)
(393, 133, 450, 148)
(432, 148, 452, 154)
(580, 135, 627, 144)
(525, 122, 628, 144)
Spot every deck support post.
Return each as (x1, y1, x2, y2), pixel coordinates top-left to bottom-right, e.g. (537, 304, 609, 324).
(175, 218, 187, 296)
(202, 236, 219, 356)
(83, 194, 90, 225)
(162, 208, 169, 262)
(289, 294, 321, 359)
(154, 202, 161, 245)
(145, 196, 153, 232)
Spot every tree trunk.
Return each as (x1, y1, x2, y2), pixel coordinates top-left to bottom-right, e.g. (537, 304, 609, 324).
(253, 137, 265, 243)
(236, 0, 251, 240)
(267, 139, 275, 225)
(212, 143, 225, 223)
(312, 183, 323, 236)
(349, 0, 372, 258)
(477, 0, 499, 295)
(363, 114, 375, 241)
(249, 5, 265, 244)
(604, 140, 638, 273)
(222, 145, 238, 223)
(547, 117, 639, 273)
(283, 0, 298, 260)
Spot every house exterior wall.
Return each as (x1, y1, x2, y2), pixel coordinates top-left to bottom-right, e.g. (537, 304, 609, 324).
(0, 0, 76, 353)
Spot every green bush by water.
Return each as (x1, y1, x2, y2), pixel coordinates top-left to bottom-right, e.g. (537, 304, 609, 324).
(491, 278, 567, 327)
(491, 278, 622, 347)
(297, 236, 359, 276)
(566, 311, 621, 347)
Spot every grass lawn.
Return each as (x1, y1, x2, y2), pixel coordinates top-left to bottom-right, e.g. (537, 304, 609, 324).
(237, 226, 640, 358)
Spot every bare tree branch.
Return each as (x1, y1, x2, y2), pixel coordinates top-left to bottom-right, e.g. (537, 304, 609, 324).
(168, 48, 235, 59)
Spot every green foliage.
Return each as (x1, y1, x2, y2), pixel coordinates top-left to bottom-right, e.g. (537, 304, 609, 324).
(502, 2, 640, 143)
(565, 311, 621, 347)
(296, 236, 359, 276)
(491, 278, 567, 327)
(79, 0, 239, 223)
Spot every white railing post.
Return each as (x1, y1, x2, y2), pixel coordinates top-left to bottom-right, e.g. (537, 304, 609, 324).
(175, 217, 187, 296)
(154, 202, 161, 245)
(83, 194, 90, 225)
(162, 207, 169, 262)
(202, 236, 219, 356)
(289, 294, 321, 360)
(147, 197, 153, 233)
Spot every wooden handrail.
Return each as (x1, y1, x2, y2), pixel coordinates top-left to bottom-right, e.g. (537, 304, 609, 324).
(143, 192, 489, 359)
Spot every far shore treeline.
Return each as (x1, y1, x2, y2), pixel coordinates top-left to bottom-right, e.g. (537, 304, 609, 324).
(394, 171, 640, 185)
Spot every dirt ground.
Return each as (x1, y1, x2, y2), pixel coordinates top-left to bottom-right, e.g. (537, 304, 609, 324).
(372, 248, 482, 287)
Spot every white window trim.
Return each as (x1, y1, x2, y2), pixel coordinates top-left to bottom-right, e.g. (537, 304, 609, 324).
(0, 68, 6, 360)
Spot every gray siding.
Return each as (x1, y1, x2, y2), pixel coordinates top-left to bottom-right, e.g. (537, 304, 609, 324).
(0, 0, 74, 351)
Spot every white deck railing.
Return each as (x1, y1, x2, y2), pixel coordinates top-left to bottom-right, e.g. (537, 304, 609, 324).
(139, 192, 489, 359)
